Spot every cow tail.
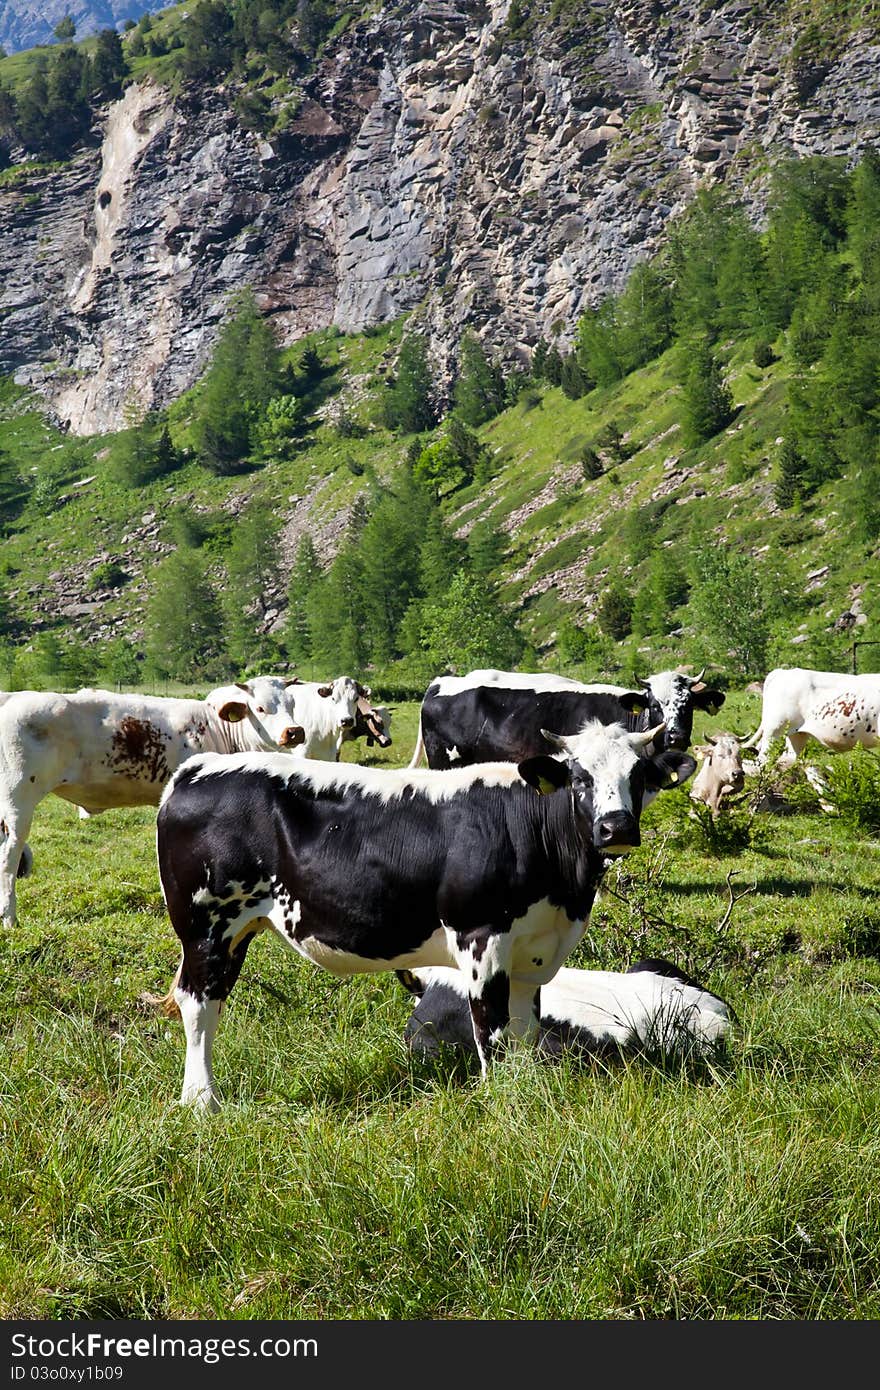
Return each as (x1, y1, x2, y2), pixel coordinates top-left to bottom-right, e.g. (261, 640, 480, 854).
(408, 716, 426, 769)
(142, 956, 183, 1018)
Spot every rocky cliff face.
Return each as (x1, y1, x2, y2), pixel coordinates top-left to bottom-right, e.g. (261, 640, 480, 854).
(1, 0, 879, 434)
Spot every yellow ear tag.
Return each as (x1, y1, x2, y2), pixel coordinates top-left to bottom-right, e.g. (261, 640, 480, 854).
(633, 704, 645, 714)
(538, 776, 558, 795)
(668, 771, 678, 783)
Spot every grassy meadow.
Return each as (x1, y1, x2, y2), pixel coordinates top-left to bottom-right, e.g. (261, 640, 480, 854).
(2, 694, 880, 1319)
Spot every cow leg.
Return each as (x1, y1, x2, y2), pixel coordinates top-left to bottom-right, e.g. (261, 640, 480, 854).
(177, 988, 223, 1111)
(173, 927, 258, 1111)
(452, 928, 513, 1076)
(0, 797, 37, 928)
(783, 731, 810, 765)
(507, 981, 541, 1043)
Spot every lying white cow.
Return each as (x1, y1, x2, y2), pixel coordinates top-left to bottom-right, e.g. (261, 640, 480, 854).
(0, 676, 305, 927)
(689, 734, 746, 817)
(284, 676, 365, 760)
(743, 667, 880, 766)
(400, 958, 733, 1063)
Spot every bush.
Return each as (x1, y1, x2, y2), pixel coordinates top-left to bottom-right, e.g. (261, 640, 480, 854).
(816, 748, 880, 833)
(88, 562, 127, 592)
(753, 340, 775, 368)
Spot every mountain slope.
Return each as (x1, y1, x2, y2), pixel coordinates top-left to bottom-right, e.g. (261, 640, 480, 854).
(0, 0, 879, 433)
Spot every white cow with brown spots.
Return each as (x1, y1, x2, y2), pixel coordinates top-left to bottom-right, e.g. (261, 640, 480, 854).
(0, 677, 305, 928)
(742, 667, 880, 767)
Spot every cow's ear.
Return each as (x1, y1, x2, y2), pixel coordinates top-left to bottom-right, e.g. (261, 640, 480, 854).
(693, 686, 725, 715)
(216, 700, 249, 724)
(646, 751, 697, 789)
(518, 755, 571, 795)
(317, 685, 332, 698)
(693, 744, 712, 762)
(396, 969, 425, 997)
(618, 690, 648, 716)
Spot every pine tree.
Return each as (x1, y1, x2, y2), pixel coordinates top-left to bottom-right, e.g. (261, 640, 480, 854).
(144, 551, 227, 682)
(419, 509, 464, 600)
(559, 352, 590, 400)
(89, 29, 127, 100)
(597, 580, 634, 641)
(224, 499, 282, 666)
(774, 438, 807, 509)
(286, 535, 321, 664)
(193, 290, 281, 474)
(679, 341, 734, 447)
(847, 147, 880, 311)
(467, 520, 506, 580)
(383, 336, 436, 434)
(453, 331, 506, 426)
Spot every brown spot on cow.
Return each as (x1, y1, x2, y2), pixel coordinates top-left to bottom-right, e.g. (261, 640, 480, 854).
(108, 718, 172, 783)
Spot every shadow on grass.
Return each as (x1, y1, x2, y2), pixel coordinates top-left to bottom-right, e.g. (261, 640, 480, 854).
(663, 877, 880, 900)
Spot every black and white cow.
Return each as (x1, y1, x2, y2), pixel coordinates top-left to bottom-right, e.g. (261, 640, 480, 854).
(398, 959, 733, 1063)
(155, 721, 696, 1108)
(408, 667, 725, 770)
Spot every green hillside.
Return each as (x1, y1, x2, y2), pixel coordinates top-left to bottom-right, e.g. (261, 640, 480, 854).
(1, 152, 879, 696)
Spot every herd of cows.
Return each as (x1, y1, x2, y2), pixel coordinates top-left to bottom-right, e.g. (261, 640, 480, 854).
(1, 662, 878, 1110)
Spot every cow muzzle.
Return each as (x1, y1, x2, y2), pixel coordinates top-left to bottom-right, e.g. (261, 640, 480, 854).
(594, 811, 640, 856)
(280, 726, 306, 748)
(339, 717, 355, 729)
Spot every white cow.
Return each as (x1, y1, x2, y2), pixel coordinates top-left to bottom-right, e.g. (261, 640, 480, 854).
(743, 667, 880, 766)
(0, 676, 305, 928)
(283, 676, 365, 760)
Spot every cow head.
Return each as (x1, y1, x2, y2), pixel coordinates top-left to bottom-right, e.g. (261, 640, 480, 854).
(691, 734, 745, 812)
(630, 670, 726, 751)
(519, 721, 696, 856)
(358, 696, 393, 747)
(315, 675, 361, 730)
(206, 676, 305, 751)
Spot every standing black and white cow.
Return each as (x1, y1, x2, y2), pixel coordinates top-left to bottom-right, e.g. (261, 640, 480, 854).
(155, 721, 696, 1108)
(408, 668, 725, 770)
(398, 959, 733, 1063)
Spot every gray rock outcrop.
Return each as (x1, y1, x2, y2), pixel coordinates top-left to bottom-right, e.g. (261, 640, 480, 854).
(1, 0, 879, 433)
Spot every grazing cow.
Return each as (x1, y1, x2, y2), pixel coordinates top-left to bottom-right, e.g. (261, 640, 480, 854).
(689, 734, 746, 817)
(155, 721, 696, 1108)
(408, 667, 724, 769)
(283, 676, 365, 760)
(399, 958, 733, 1063)
(743, 667, 880, 766)
(340, 696, 393, 751)
(0, 676, 305, 928)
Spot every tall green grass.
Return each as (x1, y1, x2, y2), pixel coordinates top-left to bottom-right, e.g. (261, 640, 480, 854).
(2, 708, 880, 1318)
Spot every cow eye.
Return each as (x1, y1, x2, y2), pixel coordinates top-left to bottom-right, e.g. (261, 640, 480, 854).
(256, 706, 266, 714)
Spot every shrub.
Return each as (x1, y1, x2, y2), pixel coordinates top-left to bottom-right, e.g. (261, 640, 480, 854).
(816, 748, 880, 833)
(88, 562, 127, 592)
(753, 339, 775, 368)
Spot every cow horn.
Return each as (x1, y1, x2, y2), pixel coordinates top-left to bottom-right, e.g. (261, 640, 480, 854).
(690, 668, 706, 685)
(635, 722, 665, 748)
(540, 728, 570, 752)
(234, 681, 252, 694)
(284, 677, 302, 687)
